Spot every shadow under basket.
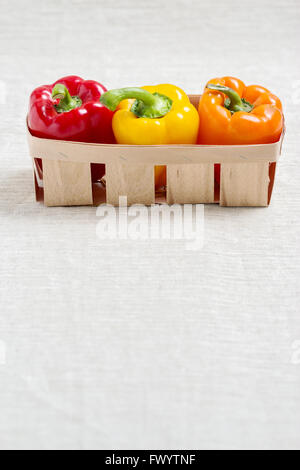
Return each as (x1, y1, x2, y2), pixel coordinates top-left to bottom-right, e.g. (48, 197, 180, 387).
(27, 95, 284, 208)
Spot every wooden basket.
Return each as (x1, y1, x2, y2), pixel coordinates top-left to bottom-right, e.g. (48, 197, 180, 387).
(27, 95, 284, 207)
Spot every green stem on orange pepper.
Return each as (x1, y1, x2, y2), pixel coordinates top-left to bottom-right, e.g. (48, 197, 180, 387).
(207, 84, 253, 113)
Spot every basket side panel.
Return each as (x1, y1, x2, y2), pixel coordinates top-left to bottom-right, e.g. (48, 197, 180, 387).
(220, 162, 269, 207)
(188, 95, 200, 108)
(43, 160, 93, 207)
(268, 162, 277, 204)
(33, 159, 44, 202)
(167, 164, 214, 204)
(106, 163, 155, 206)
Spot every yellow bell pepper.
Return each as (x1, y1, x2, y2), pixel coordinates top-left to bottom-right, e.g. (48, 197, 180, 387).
(100, 84, 199, 188)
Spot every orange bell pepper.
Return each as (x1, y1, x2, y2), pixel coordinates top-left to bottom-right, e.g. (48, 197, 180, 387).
(197, 76, 284, 184)
(198, 76, 283, 145)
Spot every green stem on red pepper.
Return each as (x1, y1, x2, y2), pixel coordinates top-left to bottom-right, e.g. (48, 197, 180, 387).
(207, 84, 253, 114)
(100, 87, 173, 119)
(52, 83, 82, 113)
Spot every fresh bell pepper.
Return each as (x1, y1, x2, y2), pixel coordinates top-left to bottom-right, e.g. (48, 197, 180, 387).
(100, 84, 199, 188)
(197, 76, 283, 185)
(28, 76, 115, 182)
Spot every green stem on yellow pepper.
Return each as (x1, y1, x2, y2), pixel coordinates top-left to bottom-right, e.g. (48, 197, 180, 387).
(100, 87, 173, 119)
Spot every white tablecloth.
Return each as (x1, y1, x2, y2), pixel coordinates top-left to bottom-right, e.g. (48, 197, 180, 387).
(0, 0, 299, 450)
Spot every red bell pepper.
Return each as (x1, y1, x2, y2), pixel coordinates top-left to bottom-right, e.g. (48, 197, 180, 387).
(28, 76, 115, 181)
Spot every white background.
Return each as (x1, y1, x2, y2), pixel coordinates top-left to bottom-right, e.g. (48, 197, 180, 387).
(0, 0, 300, 450)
